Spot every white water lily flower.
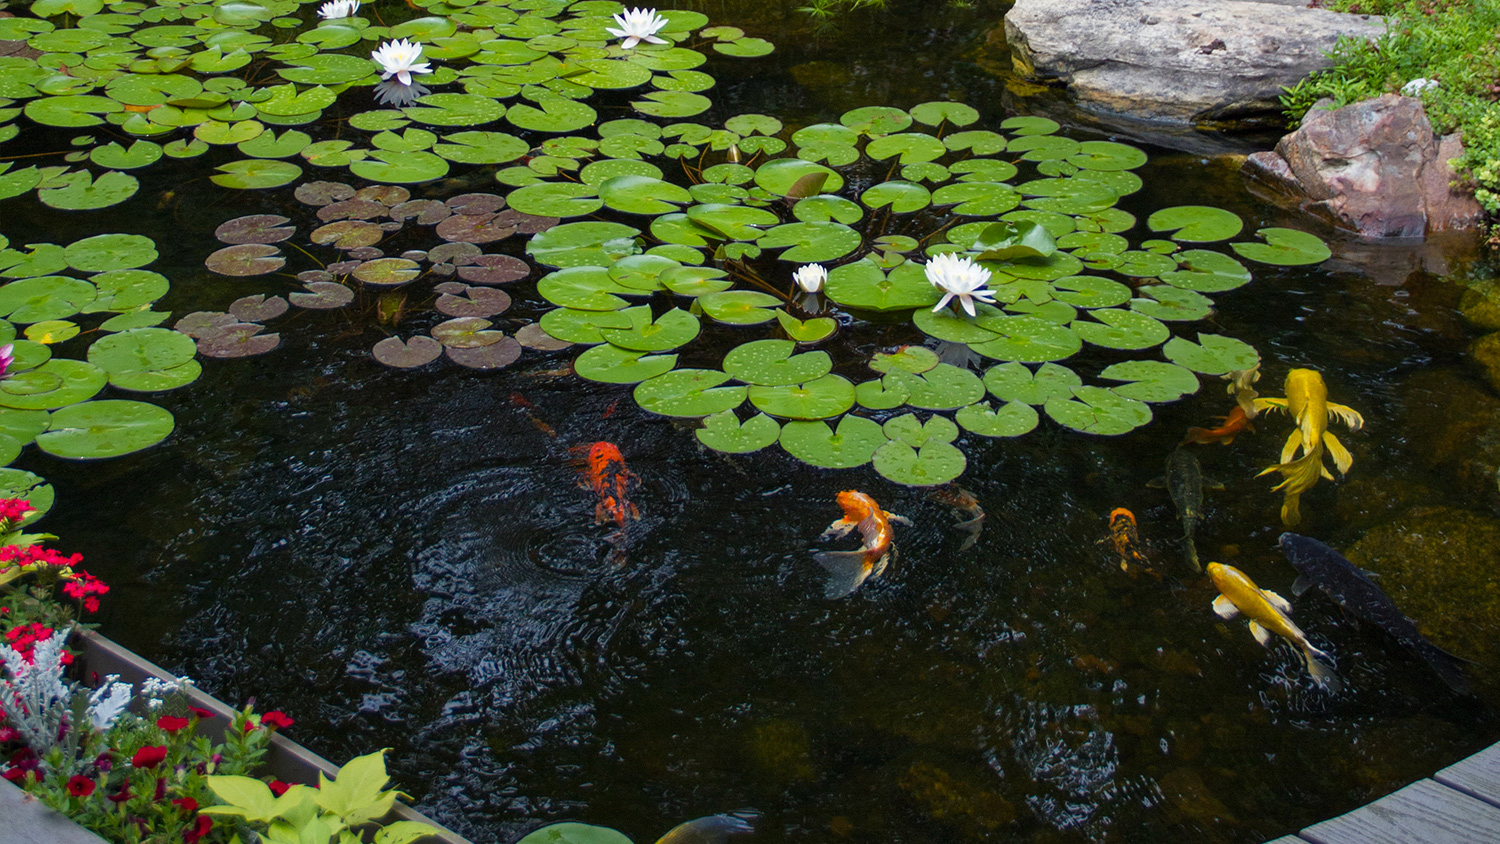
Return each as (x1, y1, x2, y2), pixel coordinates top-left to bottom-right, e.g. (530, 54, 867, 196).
(371, 39, 432, 87)
(925, 252, 996, 317)
(317, 0, 359, 19)
(607, 7, 669, 50)
(793, 263, 827, 293)
(1401, 77, 1439, 96)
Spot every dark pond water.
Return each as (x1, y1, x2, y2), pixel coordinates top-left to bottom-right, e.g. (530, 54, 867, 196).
(9, 1, 1500, 842)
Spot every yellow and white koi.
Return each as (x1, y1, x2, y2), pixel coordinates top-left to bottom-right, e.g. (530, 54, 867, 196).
(1254, 368, 1363, 526)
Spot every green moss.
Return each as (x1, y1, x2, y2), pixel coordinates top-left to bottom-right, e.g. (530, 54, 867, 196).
(897, 760, 1016, 835)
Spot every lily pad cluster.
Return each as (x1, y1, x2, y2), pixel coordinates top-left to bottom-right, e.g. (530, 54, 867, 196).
(526, 105, 1328, 485)
(193, 181, 561, 368)
(0, 0, 771, 206)
(0, 231, 185, 463)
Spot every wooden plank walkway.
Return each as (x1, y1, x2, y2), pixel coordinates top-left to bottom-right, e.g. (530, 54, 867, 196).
(1266, 744, 1500, 844)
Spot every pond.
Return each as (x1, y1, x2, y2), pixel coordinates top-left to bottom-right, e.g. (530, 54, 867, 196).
(4, 0, 1499, 842)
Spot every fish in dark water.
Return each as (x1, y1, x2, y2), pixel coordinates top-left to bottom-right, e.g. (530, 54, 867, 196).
(1278, 533, 1471, 694)
(1147, 449, 1222, 572)
(928, 484, 985, 551)
(1104, 508, 1160, 581)
(654, 813, 757, 844)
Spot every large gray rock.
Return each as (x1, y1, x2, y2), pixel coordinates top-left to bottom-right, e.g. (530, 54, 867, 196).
(1244, 95, 1486, 236)
(1004, 0, 1384, 124)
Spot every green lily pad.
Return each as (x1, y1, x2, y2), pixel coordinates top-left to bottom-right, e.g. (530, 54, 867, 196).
(913, 303, 1004, 344)
(1231, 227, 1331, 266)
(758, 221, 862, 264)
(840, 105, 911, 136)
(775, 309, 836, 343)
(873, 440, 965, 487)
(1160, 250, 1252, 292)
(754, 159, 844, 196)
(855, 377, 911, 410)
(348, 150, 448, 184)
(1071, 309, 1169, 351)
(866, 132, 946, 164)
(108, 360, 201, 392)
(956, 400, 1039, 437)
(1097, 360, 1200, 403)
(527, 221, 641, 268)
(984, 362, 1082, 405)
(909, 100, 979, 127)
(0, 276, 96, 323)
(89, 140, 163, 170)
(861, 180, 931, 213)
(883, 412, 959, 446)
(1068, 140, 1148, 171)
(791, 195, 863, 225)
(696, 410, 780, 454)
(0, 358, 107, 410)
(748, 374, 855, 420)
(433, 131, 529, 165)
(538, 308, 635, 344)
(211, 158, 301, 189)
(1044, 387, 1152, 435)
(825, 261, 940, 312)
(972, 220, 1057, 261)
(1147, 206, 1244, 243)
(0, 469, 53, 523)
(0, 409, 50, 447)
(968, 315, 1082, 362)
(1017, 178, 1117, 214)
(599, 174, 692, 214)
(1161, 333, 1260, 375)
(573, 343, 678, 384)
(870, 346, 940, 375)
(598, 306, 700, 352)
(536, 267, 635, 311)
(931, 181, 1020, 216)
(508, 182, 603, 218)
(893, 363, 985, 410)
(1130, 285, 1214, 321)
(723, 339, 832, 386)
(1115, 251, 1178, 278)
(698, 290, 781, 325)
(38, 170, 138, 210)
(635, 368, 746, 417)
(713, 37, 774, 57)
(25, 321, 78, 345)
(1052, 275, 1131, 309)
(779, 415, 885, 469)
(86, 327, 195, 374)
(514, 823, 633, 844)
(35, 399, 173, 459)
(661, 265, 732, 296)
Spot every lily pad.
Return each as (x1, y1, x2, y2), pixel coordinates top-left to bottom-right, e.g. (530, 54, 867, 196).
(0, 359, 107, 410)
(1052, 275, 1131, 309)
(599, 306, 700, 352)
(861, 180, 931, 213)
(825, 261, 940, 312)
(107, 361, 202, 393)
(1044, 387, 1152, 435)
(1231, 227, 1331, 266)
(574, 344, 678, 384)
(1071, 309, 1169, 351)
(779, 415, 885, 469)
(38, 170, 138, 210)
(635, 368, 746, 417)
(35, 399, 173, 459)
(913, 303, 1004, 344)
(1147, 206, 1244, 243)
(1097, 360, 1200, 403)
(893, 363, 985, 410)
(514, 823, 633, 844)
(984, 362, 1082, 405)
(229, 294, 289, 322)
(0, 276, 96, 323)
(1161, 333, 1260, 375)
(447, 337, 523, 370)
(205, 244, 284, 277)
(873, 440, 966, 487)
(696, 410, 780, 454)
(289, 282, 354, 310)
(432, 317, 506, 348)
(870, 346, 940, 375)
(599, 174, 692, 214)
(214, 215, 294, 245)
(508, 182, 603, 218)
(840, 106, 911, 137)
(527, 221, 641, 268)
(748, 374, 855, 420)
(698, 291, 781, 325)
(723, 339, 832, 386)
(883, 412, 959, 447)
(931, 182, 1020, 216)
(86, 327, 196, 374)
(969, 315, 1083, 362)
(197, 324, 280, 358)
(1159, 250, 1252, 293)
(775, 310, 836, 343)
(751, 220, 862, 263)
(956, 400, 1039, 437)
(1130, 285, 1213, 322)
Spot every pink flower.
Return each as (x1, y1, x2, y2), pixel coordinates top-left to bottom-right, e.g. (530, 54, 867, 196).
(0, 344, 12, 378)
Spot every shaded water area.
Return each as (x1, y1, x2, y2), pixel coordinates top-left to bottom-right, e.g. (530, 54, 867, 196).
(8, 0, 1500, 841)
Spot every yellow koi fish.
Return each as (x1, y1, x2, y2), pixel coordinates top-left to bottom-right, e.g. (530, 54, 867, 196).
(1254, 368, 1363, 526)
(1207, 562, 1340, 691)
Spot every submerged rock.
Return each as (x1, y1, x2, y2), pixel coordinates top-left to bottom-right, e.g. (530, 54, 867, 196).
(1460, 286, 1500, 332)
(747, 719, 818, 784)
(1157, 767, 1237, 825)
(1244, 95, 1485, 237)
(898, 759, 1016, 836)
(1345, 506, 1500, 669)
(1401, 368, 1500, 507)
(1003, 0, 1383, 125)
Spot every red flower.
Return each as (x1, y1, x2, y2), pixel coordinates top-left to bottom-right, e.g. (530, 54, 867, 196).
(156, 716, 190, 733)
(83, 597, 99, 614)
(259, 711, 294, 730)
(0, 766, 32, 784)
(183, 815, 213, 843)
(0, 499, 34, 524)
(172, 797, 198, 814)
(106, 784, 132, 804)
(0, 727, 18, 743)
(187, 706, 215, 720)
(267, 780, 292, 797)
(131, 746, 168, 769)
(66, 775, 95, 797)
(154, 777, 167, 801)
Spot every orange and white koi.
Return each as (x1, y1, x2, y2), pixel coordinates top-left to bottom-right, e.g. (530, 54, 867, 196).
(1105, 508, 1159, 580)
(813, 490, 912, 599)
(1181, 405, 1255, 446)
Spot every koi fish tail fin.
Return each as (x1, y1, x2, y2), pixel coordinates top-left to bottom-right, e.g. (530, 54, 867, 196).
(1180, 426, 1217, 446)
(1258, 448, 1322, 491)
(1302, 642, 1341, 693)
(1182, 532, 1201, 573)
(1322, 431, 1354, 475)
(813, 550, 871, 599)
(1281, 492, 1303, 528)
(1411, 639, 1473, 695)
(625, 499, 640, 521)
(605, 538, 630, 568)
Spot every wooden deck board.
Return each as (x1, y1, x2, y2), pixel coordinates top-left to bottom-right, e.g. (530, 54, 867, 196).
(1435, 744, 1500, 810)
(1300, 779, 1500, 844)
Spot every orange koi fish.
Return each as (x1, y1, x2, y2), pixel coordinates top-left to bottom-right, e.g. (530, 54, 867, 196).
(580, 442, 639, 530)
(927, 485, 985, 551)
(1181, 405, 1255, 446)
(1105, 508, 1160, 580)
(813, 491, 912, 599)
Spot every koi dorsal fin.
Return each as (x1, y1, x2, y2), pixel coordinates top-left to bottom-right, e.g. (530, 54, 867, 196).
(1261, 589, 1293, 616)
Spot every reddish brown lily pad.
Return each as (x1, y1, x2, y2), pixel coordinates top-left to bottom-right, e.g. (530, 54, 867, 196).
(433, 281, 467, 295)
(215, 214, 295, 245)
(428, 242, 481, 266)
(446, 336, 522, 370)
(175, 311, 236, 338)
(437, 286, 511, 318)
(317, 199, 388, 222)
(297, 269, 334, 284)
(430, 264, 456, 277)
(435, 211, 515, 244)
(353, 258, 422, 288)
(327, 260, 361, 276)
(378, 221, 404, 233)
(289, 281, 355, 310)
(431, 316, 505, 348)
(294, 180, 355, 207)
(205, 244, 284, 277)
(458, 254, 529, 285)
(447, 193, 506, 215)
(372, 335, 443, 369)
(390, 199, 450, 224)
(229, 294, 289, 322)
(197, 323, 280, 357)
(516, 323, 572, 351)
(355, 185, 410, 206)
(514, 213, 560, 234)
(348, 246, 385, 261)
(311, 220, 382, 250)
(401, 250, 428, 261)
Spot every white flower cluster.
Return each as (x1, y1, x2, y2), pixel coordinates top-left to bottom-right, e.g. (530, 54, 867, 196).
(141, 675, 195, 710)
(317, 0, 360, 19)
(1401, 78, 1439, 96)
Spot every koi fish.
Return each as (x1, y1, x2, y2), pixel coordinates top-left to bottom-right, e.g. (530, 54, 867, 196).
(1223, 364, 1262, 418)
(1181, 405, 1255, 446)
(1207, 562, 1340, 691)
(1147, 449, 1221, 572)
(1254, 369, 1363, 527)
(654, 813, 756, 844)
(1279, 533, 1470, 694)
(1105, 508, 1159, 580)
(579, 442, 639, 530)
(813, 490, 912, 599)
(927, 485, 985, 551)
